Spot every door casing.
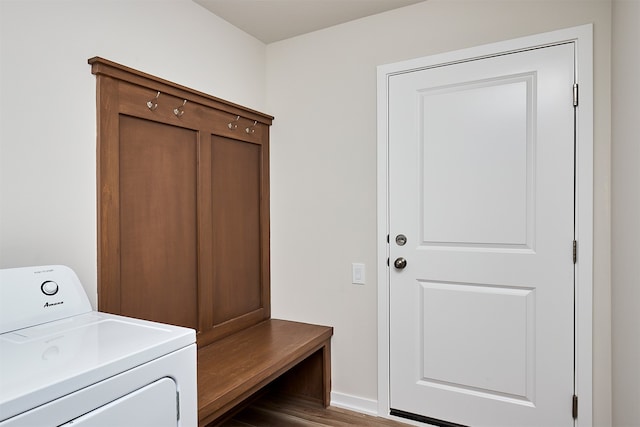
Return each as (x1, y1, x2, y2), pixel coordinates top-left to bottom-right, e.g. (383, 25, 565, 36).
(376, 24, 593, 426)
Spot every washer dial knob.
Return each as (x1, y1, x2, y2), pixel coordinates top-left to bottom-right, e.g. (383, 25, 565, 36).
(41, 280, 59, 296)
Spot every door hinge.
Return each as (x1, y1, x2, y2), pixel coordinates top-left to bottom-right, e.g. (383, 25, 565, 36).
(572, 394, 578, 419)
(573, 83, 579, 107)
(573, 240, 577, 264)
(387, 234, 390, 243)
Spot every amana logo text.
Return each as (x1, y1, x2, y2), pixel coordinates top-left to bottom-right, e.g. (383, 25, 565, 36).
(44, 301, 64, 308)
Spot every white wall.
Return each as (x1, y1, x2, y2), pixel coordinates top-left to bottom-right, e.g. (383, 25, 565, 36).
(611, 1, 640, 426)
(266, 0, 612, 424)
(0, 0, 267, 307)
(1, 0, 627, 425)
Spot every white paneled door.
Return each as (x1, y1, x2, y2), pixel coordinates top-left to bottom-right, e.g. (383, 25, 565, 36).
(388, 42, 576, 427)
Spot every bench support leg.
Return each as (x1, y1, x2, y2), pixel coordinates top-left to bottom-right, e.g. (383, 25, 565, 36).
(271, 341, 331, 407)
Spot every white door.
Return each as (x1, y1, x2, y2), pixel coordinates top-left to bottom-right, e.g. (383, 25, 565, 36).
(389, 42, 576, 427)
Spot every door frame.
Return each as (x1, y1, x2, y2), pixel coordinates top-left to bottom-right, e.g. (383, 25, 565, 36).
(376, 24, 593, 426)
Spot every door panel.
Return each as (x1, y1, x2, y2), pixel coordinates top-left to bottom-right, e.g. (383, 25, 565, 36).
(210, 136, 263, 326)
(420, 282, 535, 401)
(421, 75, 533, 248)
(119, 116, 198, 330)
(389, 43, 575, 427)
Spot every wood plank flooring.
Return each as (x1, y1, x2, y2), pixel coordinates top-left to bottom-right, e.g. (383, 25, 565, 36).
(219, 393, 411, 427)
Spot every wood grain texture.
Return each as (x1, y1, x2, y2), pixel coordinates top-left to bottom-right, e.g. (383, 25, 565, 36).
(91, 57, 273, 343)
(219, 393, 411, 427)
(119, 116, 199, 328)
(96, 75, 121, 314)
(91, 58, 335, 427)
(89, 57, 273, 126)
(210, 136, 262, 325)
(198, 319, 333, 426)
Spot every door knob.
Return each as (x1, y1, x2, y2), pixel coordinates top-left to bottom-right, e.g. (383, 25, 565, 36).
(394, 257, 407, 269)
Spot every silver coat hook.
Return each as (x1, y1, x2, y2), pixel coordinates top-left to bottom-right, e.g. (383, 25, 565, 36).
(146, 91, 160, 110)
(245, 121, 257, 134)
(173, 100, 187, 117)
(228, 116, 240, 130)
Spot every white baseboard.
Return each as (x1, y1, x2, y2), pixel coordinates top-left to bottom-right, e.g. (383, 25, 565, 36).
(330, 392, 426, 426)
(330, 391, 378, 416)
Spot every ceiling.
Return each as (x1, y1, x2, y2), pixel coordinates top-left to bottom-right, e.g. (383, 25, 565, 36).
(193, 0, 426, 44)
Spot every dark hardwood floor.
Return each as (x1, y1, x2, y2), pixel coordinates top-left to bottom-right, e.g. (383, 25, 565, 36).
(219, 392, 412, 427)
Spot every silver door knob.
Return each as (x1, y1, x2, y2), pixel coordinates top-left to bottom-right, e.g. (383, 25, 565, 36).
(394, 257, 407, 269)
(395, 234, 407, 246)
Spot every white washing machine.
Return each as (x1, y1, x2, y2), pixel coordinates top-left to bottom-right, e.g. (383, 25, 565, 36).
(0, 265, 197, 426)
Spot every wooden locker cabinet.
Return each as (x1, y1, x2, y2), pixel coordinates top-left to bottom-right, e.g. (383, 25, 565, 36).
(91, 58, 333, 425)
(90, 57, 273, 347)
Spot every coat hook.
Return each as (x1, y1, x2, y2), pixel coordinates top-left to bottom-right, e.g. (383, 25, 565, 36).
(173, 99, 187, 117)
(245, 121, 257, 134)
(146, 91, 160, 111)
(228, 115, 240, 130)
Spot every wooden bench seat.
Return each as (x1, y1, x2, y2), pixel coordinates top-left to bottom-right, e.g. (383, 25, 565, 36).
(197, 319, 333, 426)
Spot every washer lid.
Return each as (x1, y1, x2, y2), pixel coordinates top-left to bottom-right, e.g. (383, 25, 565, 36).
(0, 311, 195, 421)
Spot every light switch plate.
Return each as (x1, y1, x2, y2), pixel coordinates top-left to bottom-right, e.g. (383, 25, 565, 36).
(352, 263, 365, 285)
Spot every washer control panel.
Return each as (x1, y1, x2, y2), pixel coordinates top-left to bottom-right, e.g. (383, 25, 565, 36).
(0, 265, 92, 334)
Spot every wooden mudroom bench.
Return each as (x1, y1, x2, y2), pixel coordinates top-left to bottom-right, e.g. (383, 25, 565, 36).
(197, 319, 333, 426)
(89, 57, 333, 427)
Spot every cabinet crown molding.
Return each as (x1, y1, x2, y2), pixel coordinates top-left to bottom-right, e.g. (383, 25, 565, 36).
(88, 56, 273, 126)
